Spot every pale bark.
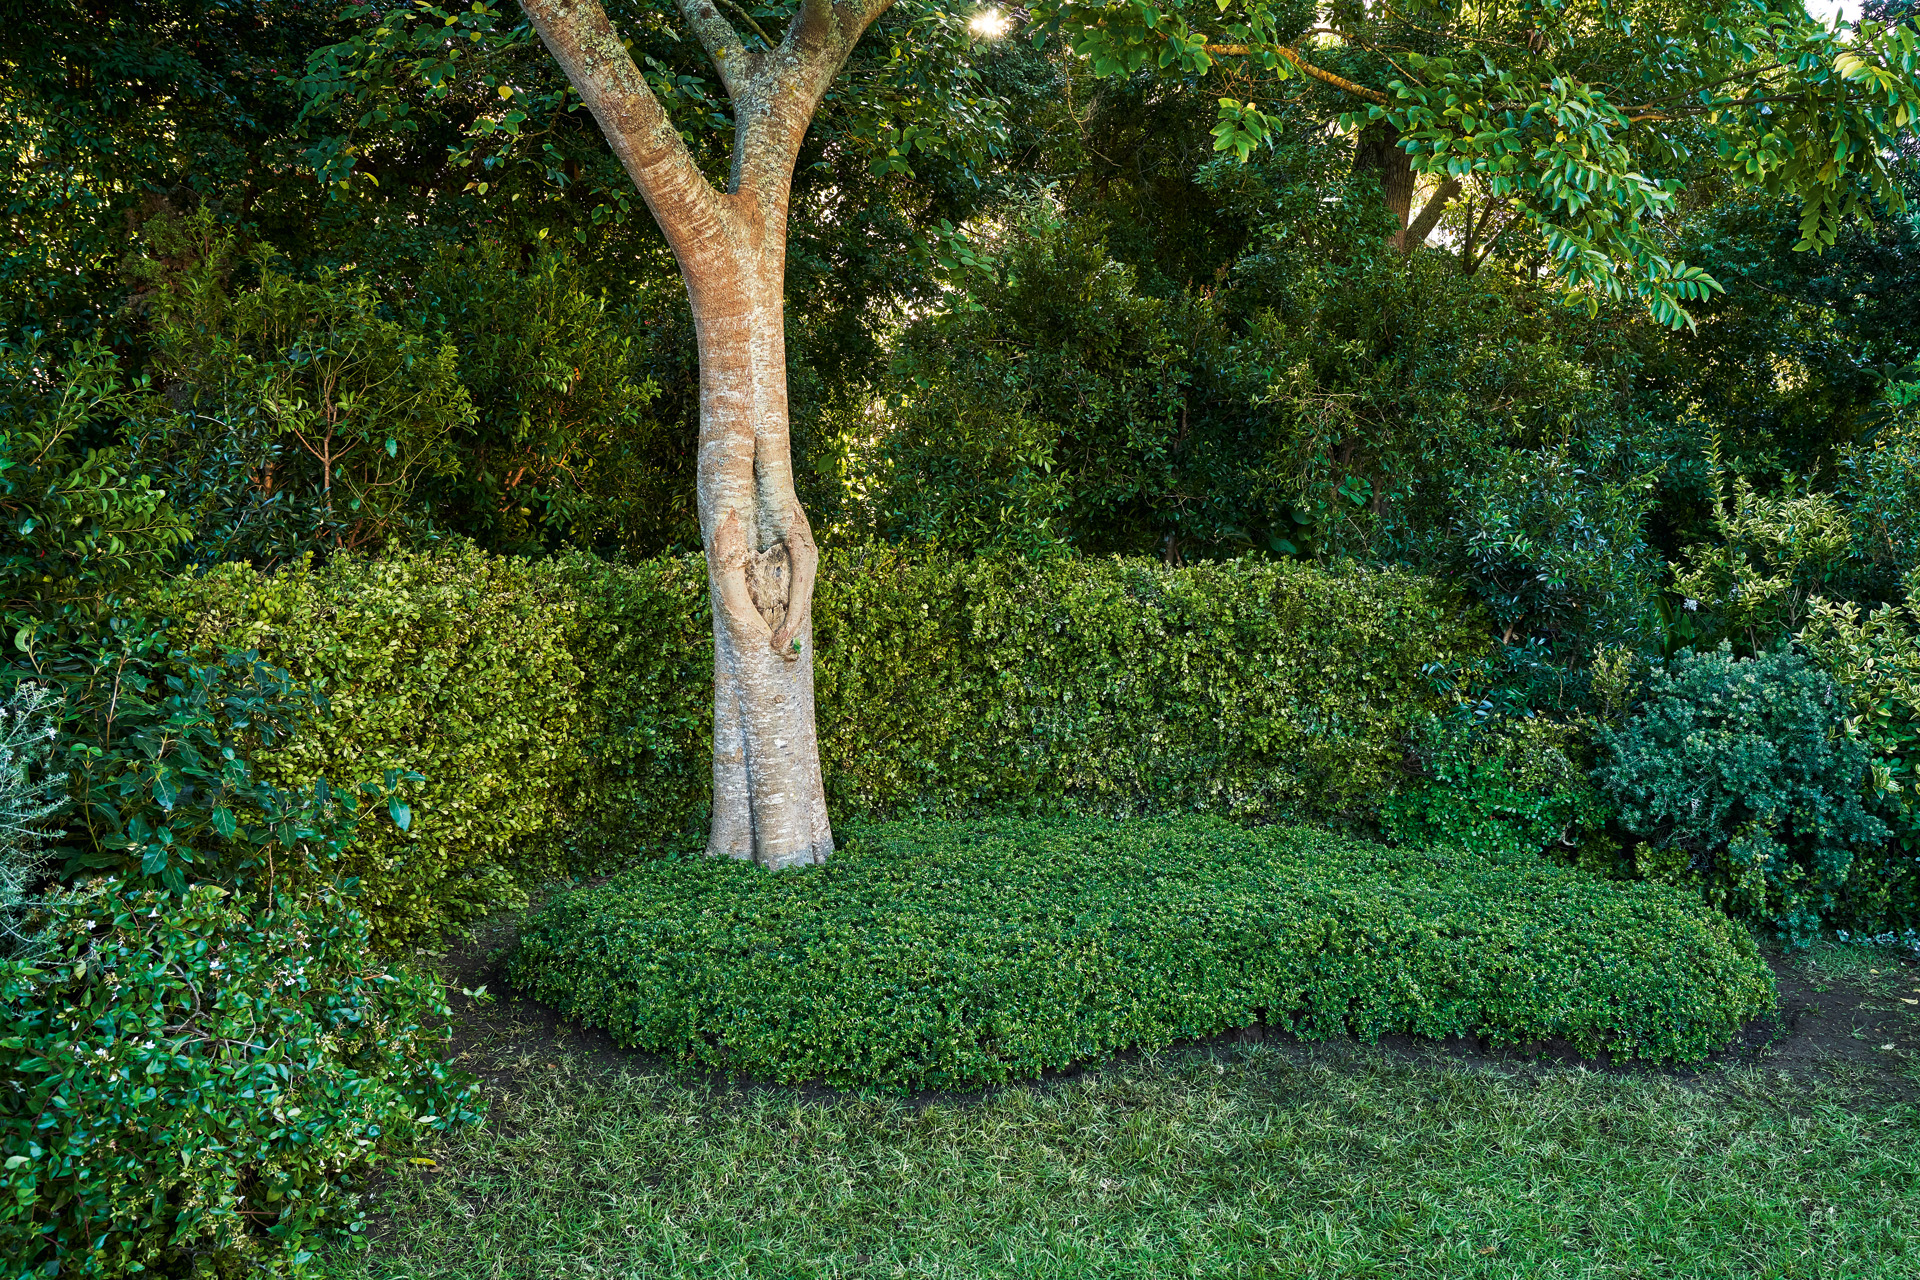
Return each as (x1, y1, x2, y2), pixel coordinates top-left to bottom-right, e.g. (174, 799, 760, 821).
(518, 0, 889, 868)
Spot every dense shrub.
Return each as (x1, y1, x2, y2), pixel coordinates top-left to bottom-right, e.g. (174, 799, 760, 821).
(1381, 708, 1611, 864)
(0, 338, 193, 646)
(132, 214, 474, 561)
(510, 816, 1774, 1091)
(1838, 373, 1920, 596)
(1667, 458, 1853, 654)
(1446, 445, 1662, 654)
(1597, 644, 1887, 942)
(0, 880, 479, 1277)
(542, 552, 711, 860)
(153, 545, 584, 943)
(1801, 572, 1920, 929)
(39, 629, 407, 905)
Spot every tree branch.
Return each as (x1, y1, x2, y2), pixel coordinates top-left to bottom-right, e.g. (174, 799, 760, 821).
(727, 0, 889, 210)
(516, 0, 728, 264)
(1206, 43, 1389, 105)
(1397, 176, 1460, 253)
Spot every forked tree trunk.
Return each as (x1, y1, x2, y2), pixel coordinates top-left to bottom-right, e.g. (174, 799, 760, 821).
(520, 0, 884, 867)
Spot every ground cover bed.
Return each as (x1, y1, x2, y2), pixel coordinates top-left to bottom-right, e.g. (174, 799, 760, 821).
(508, 817, 1775, 1090)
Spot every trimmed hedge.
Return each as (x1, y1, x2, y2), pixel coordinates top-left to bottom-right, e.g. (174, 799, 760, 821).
(508, 816, 1775, 1090)
(564, 547, 1489, 850)
(154, 547, 1485, 940)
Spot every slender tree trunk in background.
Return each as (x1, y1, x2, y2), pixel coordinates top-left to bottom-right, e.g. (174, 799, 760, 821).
(1355, 122, 1461, 255)
(520, 0, 883, 868)
(1354, 123, 1416, 235)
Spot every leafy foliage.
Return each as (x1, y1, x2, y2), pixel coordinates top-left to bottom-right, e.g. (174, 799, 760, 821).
(0, 339, 192, 646)
(0, 880, 479, 1278)
(865, 210, 1201, 556)
(1669, 450, 1854, 653)
(406, 241, 678, 555)
(133, 215, 474, 560)
(1839, 368, 1920, 595)
(510, 815, 1775, 1091)
(1801, 570, 1920, 929)
(32, 627, 412, 903)
(1035, 0, 1920, 328)
(1598, 644, 1889, 942)
(1447, 445, 1661, 653)
(1381, 707, 1610, 866)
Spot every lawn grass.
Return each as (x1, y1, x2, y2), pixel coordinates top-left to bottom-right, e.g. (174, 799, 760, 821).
(320, 1037, 1920, 1279)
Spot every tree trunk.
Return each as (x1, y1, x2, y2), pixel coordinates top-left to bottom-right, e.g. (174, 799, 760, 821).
(518, 0, 889, 869)
(687, 238, 833, 868)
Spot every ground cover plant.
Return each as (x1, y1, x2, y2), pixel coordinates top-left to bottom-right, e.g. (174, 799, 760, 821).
(510, 816, 1774, 1090)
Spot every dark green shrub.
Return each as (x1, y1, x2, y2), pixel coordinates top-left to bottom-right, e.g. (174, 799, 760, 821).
(151, 545, 584, 943)
(1448, 445, 1662, 654)
(1597, 643, 1887, 942)
(36, 628, 407, 901)
(131, 213, 473, 562)
(1838, 372, 1920, 597)
(1381, 707, 1612, 863)
(510, 816, 1774, 1091)
(0, 338, 192, 647)
(407, 240, 683, 557)
(0, 880, 479, 1277)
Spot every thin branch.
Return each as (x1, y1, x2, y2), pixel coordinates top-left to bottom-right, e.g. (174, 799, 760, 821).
(1399, 176, 1461, 253)
(715, 0, 776, 49)
(1206, 42, 1390, 105)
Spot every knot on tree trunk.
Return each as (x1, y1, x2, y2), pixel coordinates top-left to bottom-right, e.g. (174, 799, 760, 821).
(746, 541, 790, 637)
(710, 504, 815, 662)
